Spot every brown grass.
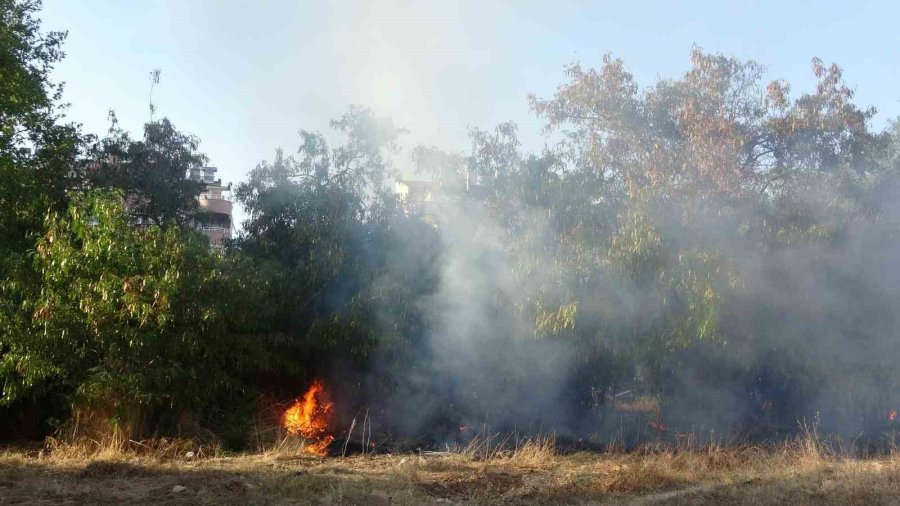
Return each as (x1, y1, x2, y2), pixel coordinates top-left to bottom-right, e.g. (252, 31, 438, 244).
(3, 433, 900, 505)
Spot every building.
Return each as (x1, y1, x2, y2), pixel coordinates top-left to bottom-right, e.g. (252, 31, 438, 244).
(394, 173, 488, 223)
(190, 166, 233, 247)
(394, 179, 441, 223)
(394, 179, 441, 219)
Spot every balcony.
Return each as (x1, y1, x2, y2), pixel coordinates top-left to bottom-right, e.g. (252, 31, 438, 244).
(199, 195, 232, 215)
(200, 227, 230, 247)
(197, 225, 230, 233)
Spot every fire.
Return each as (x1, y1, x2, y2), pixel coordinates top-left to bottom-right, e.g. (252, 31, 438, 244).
(282, 380, 335, 456)
(889, 409, 898, 422)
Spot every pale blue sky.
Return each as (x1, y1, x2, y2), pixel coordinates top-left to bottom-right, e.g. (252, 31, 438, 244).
(42, 0, 900, 205)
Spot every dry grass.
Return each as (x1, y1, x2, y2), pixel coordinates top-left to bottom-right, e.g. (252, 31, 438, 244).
(3, 433, 900, 505)
(612, 395, 661, 414)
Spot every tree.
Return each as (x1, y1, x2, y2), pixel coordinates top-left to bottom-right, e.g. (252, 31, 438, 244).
(1, 190, 262, 439)
(84, 116, 207, 226)
(528, 48, 900, 432)
(233, 106, 410, 388)
(0, 0, 82, 438)
(0, 0, 80, 256)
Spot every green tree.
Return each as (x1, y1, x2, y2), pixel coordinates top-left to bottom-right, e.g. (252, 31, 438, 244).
(233, 106, 411, 391)
(0, 0, 80, 256)
(84, 116, 207, 226)
(1, 190, 258, 439)
(529, 48, 898, 430)
(0, 0, 82, 438)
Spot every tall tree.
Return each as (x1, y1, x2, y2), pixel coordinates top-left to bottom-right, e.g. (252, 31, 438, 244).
(1, 190, 265, 441)
(84, 116, 207, 226)
(0, 0, 80, 255)
(235, 106, 403, 343)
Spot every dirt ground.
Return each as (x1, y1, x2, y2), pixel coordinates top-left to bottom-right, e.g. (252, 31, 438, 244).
(3, 440, 900, 505)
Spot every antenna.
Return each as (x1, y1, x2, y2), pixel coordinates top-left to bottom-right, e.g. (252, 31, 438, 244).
(106, 109, 119, 134)
(148, 68, 161, 122)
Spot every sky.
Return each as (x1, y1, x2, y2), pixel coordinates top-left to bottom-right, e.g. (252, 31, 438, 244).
(41, 0, 900, 226)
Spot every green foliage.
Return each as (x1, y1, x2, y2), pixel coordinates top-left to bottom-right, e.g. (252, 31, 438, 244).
(0, 0, 80, 256)
(85, 116, 207, 226)
(1, 191, 259, 437)
(4, 0, 900, 441)
(0, 0, 82, 437)
(0, 0, 65, 150)
(233, 107, 416, 381)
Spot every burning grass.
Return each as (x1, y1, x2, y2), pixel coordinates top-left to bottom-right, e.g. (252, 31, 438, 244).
(281, 380, 335, 456)
(4, 433, 900, 505)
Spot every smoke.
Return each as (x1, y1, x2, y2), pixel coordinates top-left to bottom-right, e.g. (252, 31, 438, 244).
(365, 197, 568, 439)
(625, 174, 900, 439)
(331, 0, 489, 154)
(362, 147, 900, 450)
(424, 201, 578, 433)
(323, 50, 900, 449)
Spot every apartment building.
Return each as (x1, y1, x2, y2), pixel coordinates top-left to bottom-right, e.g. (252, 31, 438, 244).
(190, 166, 232, 247)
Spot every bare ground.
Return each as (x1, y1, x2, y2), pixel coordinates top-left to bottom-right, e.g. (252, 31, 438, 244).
(3, 439, 900, 505)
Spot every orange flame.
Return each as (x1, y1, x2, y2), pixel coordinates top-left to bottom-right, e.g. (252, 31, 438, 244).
(889, 409, 897, 422)
(282, 380, 335, 456)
